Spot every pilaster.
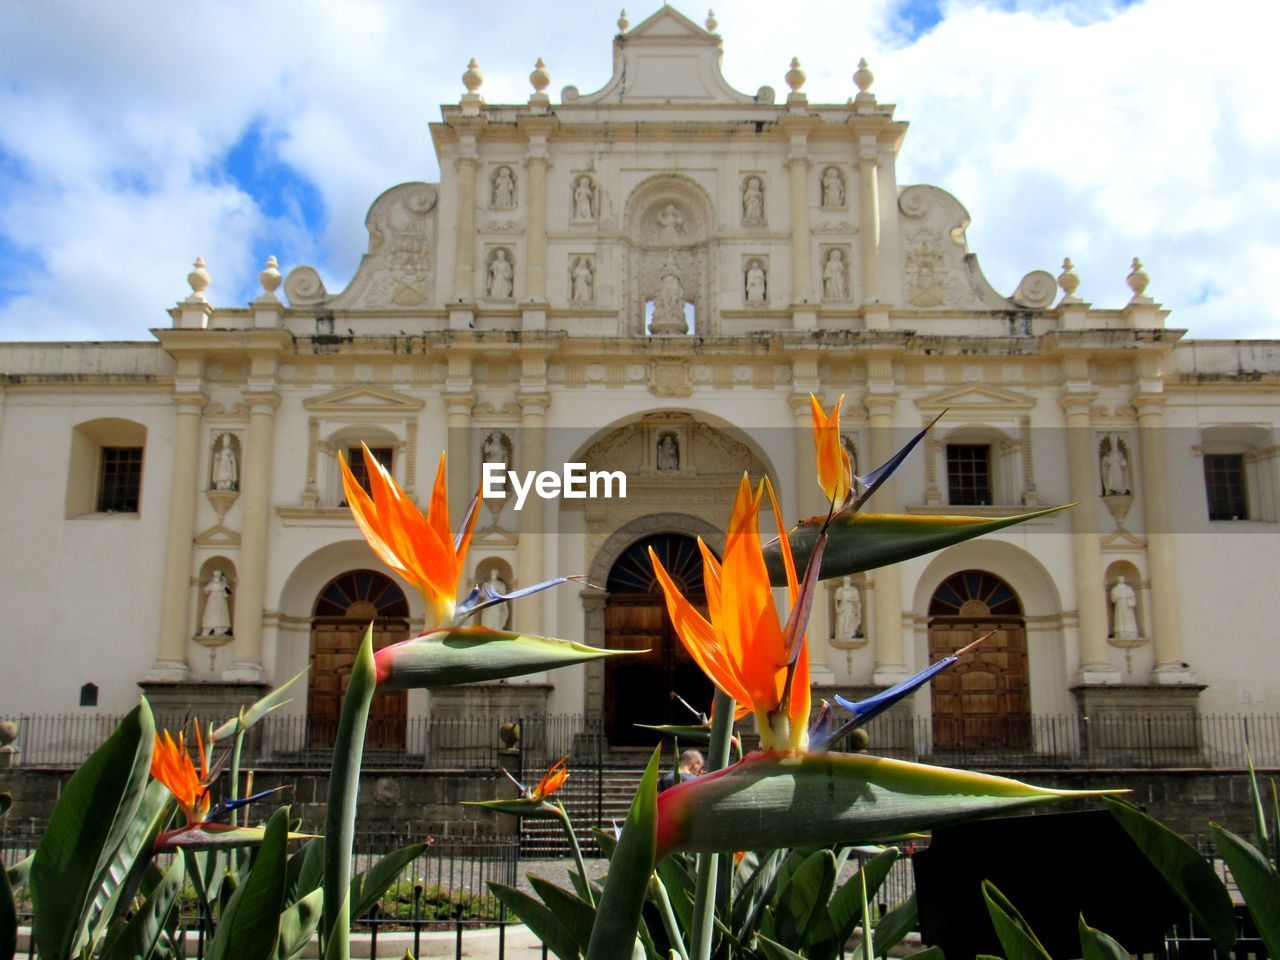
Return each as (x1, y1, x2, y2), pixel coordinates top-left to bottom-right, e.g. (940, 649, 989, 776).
(865, 381, 907, 685)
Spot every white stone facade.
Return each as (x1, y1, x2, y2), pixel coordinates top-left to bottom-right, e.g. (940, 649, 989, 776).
(2, 8, 1279, 744)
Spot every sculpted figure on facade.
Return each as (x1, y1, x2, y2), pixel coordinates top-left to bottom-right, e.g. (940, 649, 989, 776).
(571, 257, 594, 302)
(742, 176, 765, 224)
(657, 433, 680, 471)
(821, 166, 845, 208)
(482, 430, 509, 468)
(211, 433, 238, 491)
(745, 259, 767, 304)
(651, 259, 688, 334)
(655, 203, 686, 242)
(1100, 434, 1131, 495)
(823, 248, 848, 299)
(487, 249, 514, 299)
(1110, 575, 1139, 639)
(834, 576, 862, 640)
(201, 570, 233, 637)
(573, 175, 596, 220)
(491, 166, 516, 208)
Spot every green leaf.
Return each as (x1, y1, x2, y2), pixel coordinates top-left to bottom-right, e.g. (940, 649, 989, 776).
(276, 887, 324, 960)
(322, 891, 350, 960)
(156, 822, 315, 852)
(872, 892, 917, 958)
(1103, 797, 1235, 953)
(1245, 748, 1270, 853)
(756, 933, 808, 960)
(764, 506, 1070, 585)
(1211, 823, 1280, 959)
(0, 792, 10, 818)
(659, 751, 1116, 855)
(284, 837, 325, 906)
(806, 849, 898, 960)
(207, 806, 289, 960)
(376, 625, 642, 688)
(590, 826, 618, 860)
(322, 625, 377, 948)
(31, 699, 155, 960)
(586, 746, 661, 960)
(490, 882, 581, 960)
(771, 849, 836, 949)
(982, 880, 1052, 960)
(99, 854, 184, 960)
(1078, 915, 1130, 960)
(349, 841, 426, 921)
(731, 849, 784, 942)
(4, 856, 30, 890)
(529, 875, 597, 951)
(1, 842, 16, 960)
(211, 667, 309, 741)
(655, 856, 696, 935)
(87, 779, 174, 945)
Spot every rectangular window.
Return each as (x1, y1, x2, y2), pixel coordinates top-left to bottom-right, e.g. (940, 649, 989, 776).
(97, 447, 143, 512)
(947, 444, 992, 506)
(344, 446, 394, 501)
(1204, 453, 1248, 520)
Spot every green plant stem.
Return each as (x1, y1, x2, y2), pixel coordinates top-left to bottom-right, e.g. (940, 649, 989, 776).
(690, 689, 735, 960)
(651, 873, 691, 960)
(553, 800, 595, 908)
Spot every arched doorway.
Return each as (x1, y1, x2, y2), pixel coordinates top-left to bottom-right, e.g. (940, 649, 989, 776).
(308, 570, 410, 749)
(604, 534, 715, 746)
(928, 570, 1030, 750)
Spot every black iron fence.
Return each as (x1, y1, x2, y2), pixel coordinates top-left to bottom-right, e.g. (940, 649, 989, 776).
(4, 711, 1280, 771)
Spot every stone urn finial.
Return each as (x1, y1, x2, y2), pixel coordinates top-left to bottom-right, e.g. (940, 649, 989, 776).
(854, 57, 875, 96)
(705, 9, 717, 31)
(785, 58, 806, 94)
(462, 58, 483, 94)
(529, 58, 550, 94)
(1127, 257, 1150, 300)
(1058, 257, 1081, 302)
(618, 8, 630, 32)
(259, 255, 282, 297)
(187, 257, 210, 300)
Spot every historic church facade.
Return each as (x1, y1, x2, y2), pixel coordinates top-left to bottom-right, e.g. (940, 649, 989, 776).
(3, 7, 1279, 756)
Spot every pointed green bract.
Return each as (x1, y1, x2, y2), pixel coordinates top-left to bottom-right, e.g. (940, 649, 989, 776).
(658, 751, 1118, 856)
(982, 881, 1052, 960)
(1078, 915, 1131, 960)
(211, 667, 308, 741)
(206, 807, 289, 960)
(490, 883, 580, 960)
(463, 797, 562, 819)
(1211, 824, 1280, 959)
(763, 506, 1069, 584)
(376, 626, 642, 688)
(155, 823, 317, 853)
(99, 854, 184, 960)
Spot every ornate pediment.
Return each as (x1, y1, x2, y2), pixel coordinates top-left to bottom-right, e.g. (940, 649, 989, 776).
(914, 384, 1036, 412)
(303, 385, 425, 414)
(195, 523, 240, 547)
(562, 6, 770, 106)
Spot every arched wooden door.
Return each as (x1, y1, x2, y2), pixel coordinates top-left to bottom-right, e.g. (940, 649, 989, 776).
(308, 570, 409, 749)
(927, 570, 1029, 750)
(604, 534, 714, 746)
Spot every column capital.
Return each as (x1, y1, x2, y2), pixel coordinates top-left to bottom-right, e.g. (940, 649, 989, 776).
(518, 392, 551, 417)
(444, 393, 476, 417)
(864, 394, 896, 418)
(172, 392, 209, 411)
(1133, 393, 1167, 416)
(1058, 393, 1098, 417)
(245, 392, 281, 413)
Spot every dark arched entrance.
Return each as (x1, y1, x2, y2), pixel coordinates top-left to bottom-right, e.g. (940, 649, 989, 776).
(308, 570, 410, 749)
(928, 570, 1030, 750)
(604, 534, 715, 746)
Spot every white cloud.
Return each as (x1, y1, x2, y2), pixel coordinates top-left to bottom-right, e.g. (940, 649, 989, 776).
(0, 0, 1277, 339)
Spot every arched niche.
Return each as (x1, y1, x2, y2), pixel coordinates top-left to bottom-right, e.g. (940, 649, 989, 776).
(472, 555, 515, 630)
(621, 174, 717, 336)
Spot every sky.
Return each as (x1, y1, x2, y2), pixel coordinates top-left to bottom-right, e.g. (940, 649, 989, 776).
(1, 0, 1278, 342)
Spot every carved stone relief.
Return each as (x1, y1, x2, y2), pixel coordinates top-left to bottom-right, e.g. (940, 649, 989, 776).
(570, 256, 595, 303)
(572, 174, 598, 222)
(490, 165, 517, 209)
(741, 175, 766, 226)
(321, 182, 438, 310)
(820, 166, 846, 208)
(898, 184, 1010, 310)
(623, 175, 716, 335)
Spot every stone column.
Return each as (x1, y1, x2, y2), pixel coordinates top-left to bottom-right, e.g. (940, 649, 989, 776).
(148, 392, 206, 681)
(525, 153, 548, 302)
(866, 387, 908, 684)
(786, 154, 813, 305)
(225, 392, 278, 682)
(452, 153, 480, 300)
(1136, 394, 1191, 682)
(1060, 395, 1115, 682)
(513, 390, 550, 635)
(857, 139, 882, 303)
(445, 393, 475, 526)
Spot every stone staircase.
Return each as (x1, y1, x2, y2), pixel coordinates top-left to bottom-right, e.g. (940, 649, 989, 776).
(519, 761, 649, 857)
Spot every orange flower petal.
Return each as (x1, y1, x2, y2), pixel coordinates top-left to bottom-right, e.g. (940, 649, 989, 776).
(533, 756, 569, 800)
(810, 393, 851, 507)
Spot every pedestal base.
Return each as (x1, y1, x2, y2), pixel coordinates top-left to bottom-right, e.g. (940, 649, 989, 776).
(428, 683, 553, 768)
(1077, 665, 1123, 686)
(144, 658, 191, 683)
(222, 661, 267, 684)
(1070, 683, 1206, 766)
(138, 681, 271, 726)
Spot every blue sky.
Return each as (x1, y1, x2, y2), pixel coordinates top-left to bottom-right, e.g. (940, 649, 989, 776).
(0, 0, 1275, 341)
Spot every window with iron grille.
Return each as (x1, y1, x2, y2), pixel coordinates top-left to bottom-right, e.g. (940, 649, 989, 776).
(343, 446, 394, 502)
(946, 444, 992, 506)
(97, 447, 143, 512)
(1204, 453, 1248, 520)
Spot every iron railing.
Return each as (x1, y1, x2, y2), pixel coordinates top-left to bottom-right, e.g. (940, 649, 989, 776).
(5, 711, 1280, 771)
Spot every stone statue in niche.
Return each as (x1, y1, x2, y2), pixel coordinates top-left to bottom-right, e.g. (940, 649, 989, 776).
(571, 257, 594, 302)
(821, 166, 845, 208)
(482, 430, 509, 468)
(479, 569, 510, 631)
(651, 261, 688, 334)
(742, 177, 765, 224)
(657, 433, 680, 471)
(573, 175, 596, 220)
(823, 249, 848, 299)
(487, 249, 514, 299)
(1110, 575, 1139, 639)
(211, 433, 238, 491)
(1100, 434, 1131, 495)
(745, 260, 767, 304)
(834, 576, 862, 640)
(491, 166, 516, 208)
(655, 203, 685, 242)
(201, 570, 233, 637)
